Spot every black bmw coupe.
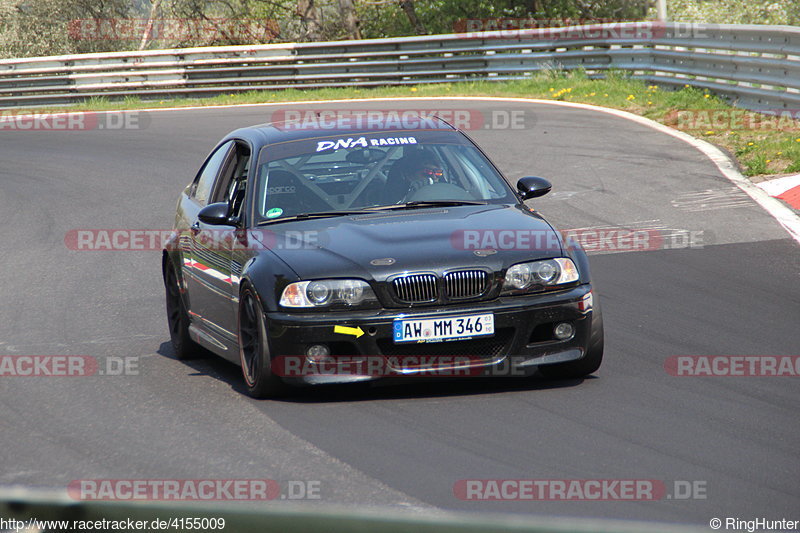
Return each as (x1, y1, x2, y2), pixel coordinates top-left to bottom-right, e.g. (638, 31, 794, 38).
(163, 116, 603, 397)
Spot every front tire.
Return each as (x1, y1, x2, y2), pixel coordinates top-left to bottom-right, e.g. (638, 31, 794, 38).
(238, 286, 286, 398)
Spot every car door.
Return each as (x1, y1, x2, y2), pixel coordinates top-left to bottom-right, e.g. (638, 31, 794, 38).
(183, 140, 234, 333)
(188, 141, 251, 343)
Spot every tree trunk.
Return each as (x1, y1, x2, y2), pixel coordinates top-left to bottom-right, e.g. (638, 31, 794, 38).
(337, 0, 361, 40)
(297, 0, 322, 41)
(398, 0, 426, 35)
(139, 0, 161, 51)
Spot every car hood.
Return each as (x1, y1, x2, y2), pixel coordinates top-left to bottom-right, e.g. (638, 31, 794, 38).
(253, 204, 564, 281)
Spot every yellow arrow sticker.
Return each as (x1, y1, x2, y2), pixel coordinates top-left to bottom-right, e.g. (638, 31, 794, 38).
(334, 325, 364, 338)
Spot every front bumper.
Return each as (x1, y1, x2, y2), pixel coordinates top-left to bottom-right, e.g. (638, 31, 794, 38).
(265, 284, 598, 384)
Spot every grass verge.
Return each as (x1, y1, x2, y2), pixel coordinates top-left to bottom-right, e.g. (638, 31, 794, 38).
(7, 71, 800, 178)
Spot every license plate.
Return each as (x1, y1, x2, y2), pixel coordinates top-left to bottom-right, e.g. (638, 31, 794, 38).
(393, 313, 494, 343)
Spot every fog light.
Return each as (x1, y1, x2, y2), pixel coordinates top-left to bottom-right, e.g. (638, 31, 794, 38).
(306, 344, 331, 363)
(554, 322, 575, 340)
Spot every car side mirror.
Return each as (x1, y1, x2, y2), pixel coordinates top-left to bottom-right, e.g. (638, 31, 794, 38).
(517, 176, 552, 200)
(198, 202, 231, 226)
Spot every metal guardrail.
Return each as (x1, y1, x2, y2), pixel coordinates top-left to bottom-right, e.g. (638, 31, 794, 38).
(0, 22, 799, 110)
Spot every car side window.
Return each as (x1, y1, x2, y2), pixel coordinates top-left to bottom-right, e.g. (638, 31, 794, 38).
(193, 141, 234, 206)
(212, 142, 251, 205)
(210, 142, 251, 223)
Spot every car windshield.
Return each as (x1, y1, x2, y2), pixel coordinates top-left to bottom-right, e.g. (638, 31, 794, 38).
(254, 130, 516, 222)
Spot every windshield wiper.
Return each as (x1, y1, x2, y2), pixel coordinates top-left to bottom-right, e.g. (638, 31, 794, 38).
(256, 210, 373, 225)
(363, 200, 489, 211)
(256, 201, 490, 225)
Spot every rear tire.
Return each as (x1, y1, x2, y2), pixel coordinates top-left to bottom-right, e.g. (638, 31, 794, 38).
(238, 286, 287, 399)
(165, 262, 201, 360)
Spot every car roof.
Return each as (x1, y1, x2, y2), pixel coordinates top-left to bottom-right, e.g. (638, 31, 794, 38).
(223, 114, 459, 146)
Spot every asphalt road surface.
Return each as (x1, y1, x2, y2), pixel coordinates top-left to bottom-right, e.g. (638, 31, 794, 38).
(0, 99, 797, 527)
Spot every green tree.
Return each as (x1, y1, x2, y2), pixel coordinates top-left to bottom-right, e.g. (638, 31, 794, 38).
(0, 0, 135, 57)
(358, 0, 649, 39)
(665, 0, 799, 24)
(4, 0, 795, 59)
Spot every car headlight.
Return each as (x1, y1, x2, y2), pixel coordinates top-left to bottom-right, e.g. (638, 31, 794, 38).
(502, 258, 579, 294)
(280, 279, 378, 308)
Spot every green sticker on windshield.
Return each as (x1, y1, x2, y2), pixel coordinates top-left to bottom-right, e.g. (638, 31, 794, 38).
(266, 208, 283, 219)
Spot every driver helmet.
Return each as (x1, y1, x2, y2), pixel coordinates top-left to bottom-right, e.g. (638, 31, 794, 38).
(404, 152, 445, 195)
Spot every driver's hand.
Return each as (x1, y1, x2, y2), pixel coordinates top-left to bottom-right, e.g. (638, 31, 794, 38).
(408, 179, 427, 194)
